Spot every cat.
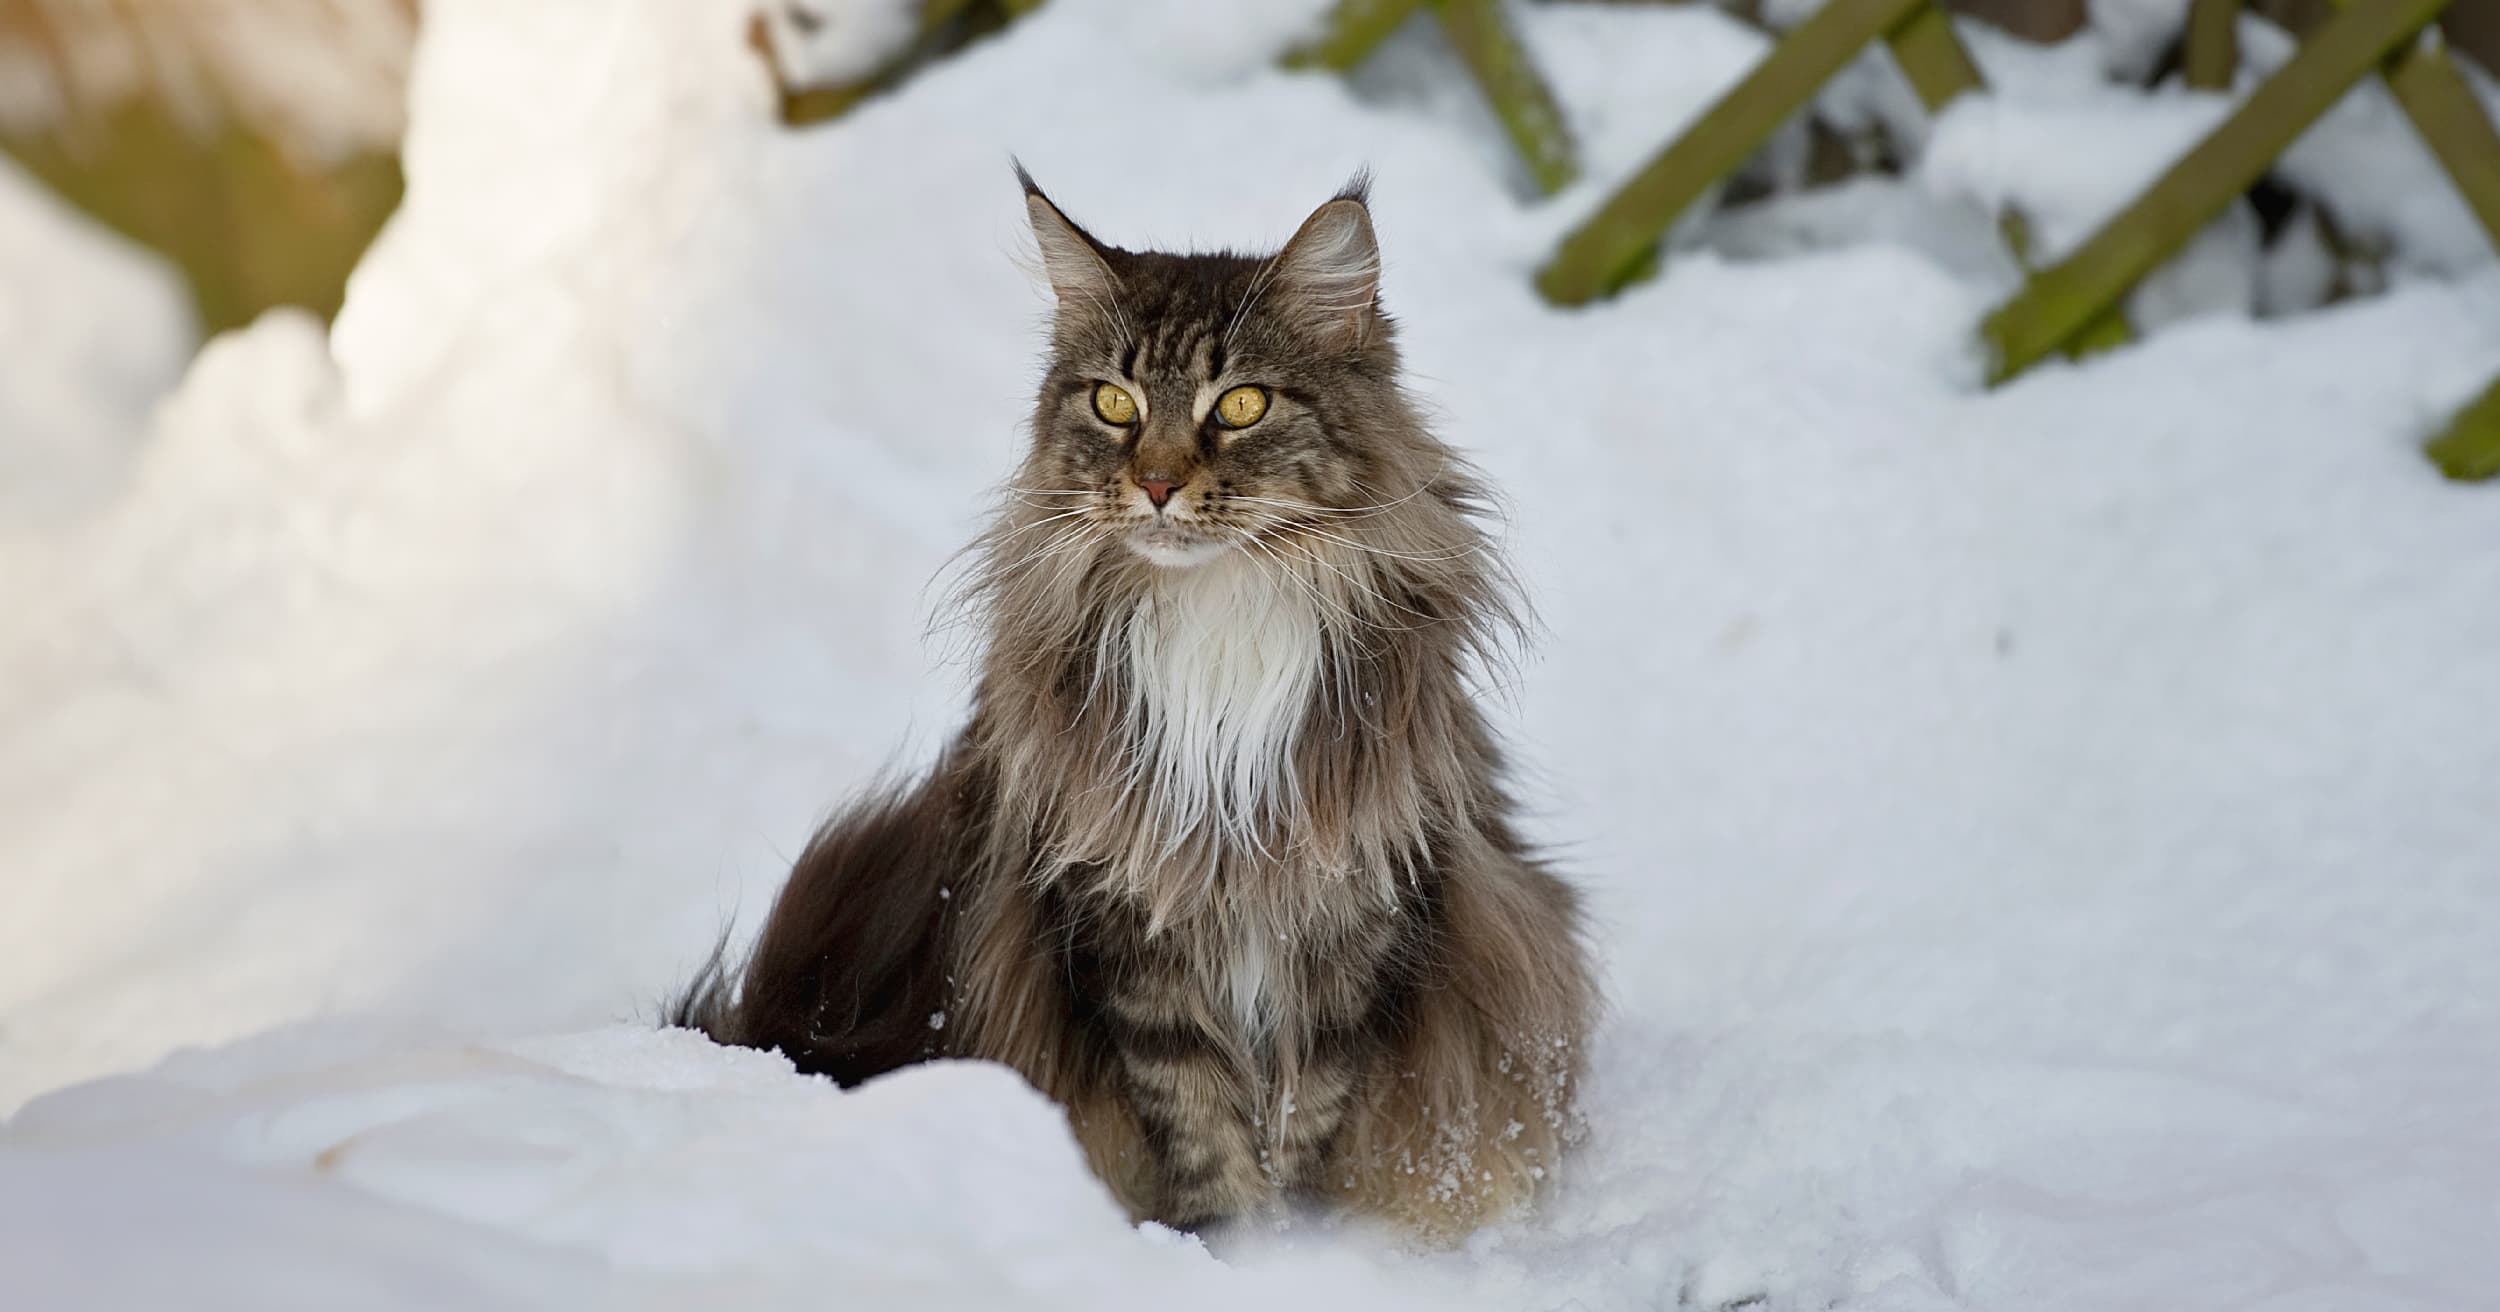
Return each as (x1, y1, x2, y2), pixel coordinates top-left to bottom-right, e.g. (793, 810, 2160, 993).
(672, 168, 1595, 1239)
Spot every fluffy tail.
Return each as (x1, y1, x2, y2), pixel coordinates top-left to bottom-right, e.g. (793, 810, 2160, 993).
(663, 761, 973, 1086)
(662, 927, 741, 1040)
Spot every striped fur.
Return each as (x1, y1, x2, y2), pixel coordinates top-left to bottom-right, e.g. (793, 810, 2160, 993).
(672, 172, 1595, 1240)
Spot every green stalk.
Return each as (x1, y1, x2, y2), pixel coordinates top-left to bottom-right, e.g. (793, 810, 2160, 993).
(1435, 0, 1581, 195)
(1980, 0, 2452, 384)
(2380, 27, 2500, 254)
(1999, 209, 2137, 358)
(1282, 0, 1428, 70)
(2184, 0, 2241, 90)
(2425, 373, 2500, 482)
(1882, 4, 1984, 114)
(1538, 0, 1931, 304)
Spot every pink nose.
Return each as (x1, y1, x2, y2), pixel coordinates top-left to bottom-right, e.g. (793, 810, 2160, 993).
(1138, 477, 1178, 508)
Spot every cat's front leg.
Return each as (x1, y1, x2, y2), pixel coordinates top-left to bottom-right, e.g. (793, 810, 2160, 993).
(1322, 853, 1594, 1241)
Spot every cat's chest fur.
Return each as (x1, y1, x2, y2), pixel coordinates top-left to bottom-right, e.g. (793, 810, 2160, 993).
(1118, 554, 1326, 847)
(1112, 554, 1333, 1036)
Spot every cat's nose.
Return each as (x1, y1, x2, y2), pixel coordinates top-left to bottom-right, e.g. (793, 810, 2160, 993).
(1138, 476, 1180, 509)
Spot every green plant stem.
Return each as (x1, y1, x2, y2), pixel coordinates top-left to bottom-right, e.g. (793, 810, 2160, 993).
(1979, 0, 2451, 385)
(1538, 0, 1931, 305)
(2185, 0, 2241, 90)
(2380, 27, 2500, 254)
(1283, 0, 1428, 70)
(1435, 0, 1581, 194)
(1882, 4, 1984, 113)
(2425, 373, 2500, 482)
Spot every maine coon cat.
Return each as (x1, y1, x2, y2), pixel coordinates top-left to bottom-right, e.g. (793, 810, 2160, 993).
(674, 169, 1594, 1238)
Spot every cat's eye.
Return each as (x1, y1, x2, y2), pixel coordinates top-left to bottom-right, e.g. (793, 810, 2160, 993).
(1092, 382, 1138, 425)
(1215, 386, 1268, 429)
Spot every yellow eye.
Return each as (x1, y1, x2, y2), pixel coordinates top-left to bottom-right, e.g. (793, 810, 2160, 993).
(1092, 382, 1137, 425)
(1215, 385, 1268, 428)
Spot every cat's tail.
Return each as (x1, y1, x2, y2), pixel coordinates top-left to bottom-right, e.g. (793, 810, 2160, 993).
(662, 928, 741, 1041)
(661, 759, 973, 1086)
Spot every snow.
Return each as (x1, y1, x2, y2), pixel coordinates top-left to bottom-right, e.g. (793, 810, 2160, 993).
(3, 1024, 1451, 1309)
(1921, 90, 2231, 258)
(5, 0, 2500, 1307)
(0, 155, 195, 530)
(1519, 2, 1770, 193)
(755, 0, 922, 89)
(1738, 7, 2495, 304)
(2273, 31, 2500, 276)
(1920, 88, 2266, 325)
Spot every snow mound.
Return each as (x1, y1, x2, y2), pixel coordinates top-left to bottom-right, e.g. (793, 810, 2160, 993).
(0, 156, 195, 528)
(3, 1023, 1446, 1308)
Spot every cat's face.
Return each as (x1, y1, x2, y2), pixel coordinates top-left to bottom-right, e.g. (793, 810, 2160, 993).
(1019, 174, 1398, 569)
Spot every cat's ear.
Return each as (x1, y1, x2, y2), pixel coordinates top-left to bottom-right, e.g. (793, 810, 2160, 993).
(1275, 175, 1381, 349)
(1015, 163, 1119, 306)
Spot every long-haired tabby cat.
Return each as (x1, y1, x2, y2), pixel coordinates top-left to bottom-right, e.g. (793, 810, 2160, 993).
(673, 169, 1594, 1239)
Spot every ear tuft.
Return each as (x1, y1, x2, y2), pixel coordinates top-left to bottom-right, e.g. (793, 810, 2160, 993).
(1017, 165, 1118, 306)
(1275, 193, 1381, 348)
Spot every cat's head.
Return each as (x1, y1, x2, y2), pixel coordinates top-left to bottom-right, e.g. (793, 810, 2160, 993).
(1014, 167, 1413, 570)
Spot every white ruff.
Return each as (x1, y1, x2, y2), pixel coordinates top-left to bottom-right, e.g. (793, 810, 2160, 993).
(1115, 551, 1323, 851)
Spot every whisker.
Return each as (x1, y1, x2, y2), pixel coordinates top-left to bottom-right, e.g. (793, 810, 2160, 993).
(1240, 534, 1356, 635)
(1278, 521, 1484, 565)
(993, 503, 1102, 536)
(1218, 483, 1438, 519)
(1008, 488, 1103, 504)
(1310, 559, 1430, 627)
(1271, 534, 1440, 632)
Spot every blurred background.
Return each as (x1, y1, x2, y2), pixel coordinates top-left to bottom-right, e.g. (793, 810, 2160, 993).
(1, 0, 414, 332)
(4, 0, 2493, 346)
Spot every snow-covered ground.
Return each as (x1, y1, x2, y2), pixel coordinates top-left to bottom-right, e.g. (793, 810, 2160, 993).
(4, 1, 2497, 1307)
(0, 157, 195, 530)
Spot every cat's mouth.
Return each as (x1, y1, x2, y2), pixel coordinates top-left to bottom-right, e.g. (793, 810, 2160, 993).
(1125, 522, 1231, 569)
